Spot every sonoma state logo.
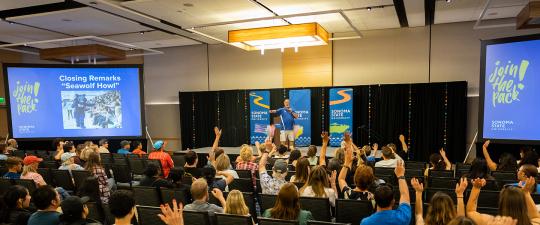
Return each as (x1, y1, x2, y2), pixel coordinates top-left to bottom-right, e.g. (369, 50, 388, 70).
(491, 120, 514, 131)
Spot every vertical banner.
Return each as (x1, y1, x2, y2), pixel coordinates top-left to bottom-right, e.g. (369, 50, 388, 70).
(329, 88, 353, 146)
(249, 91, 270, 144)
(289, 89, 311, 146)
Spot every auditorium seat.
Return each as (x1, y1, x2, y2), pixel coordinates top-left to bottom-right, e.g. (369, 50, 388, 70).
(260, 194, 277, 213)
(473, 190, 500, 208)
(161, 188, 190, 205)
(0, 178, 13, 196)
(137, 206, 166, 225)
(100, 153, 113, 164)
(184, 167, 202, 178)
(14, 179, 36, 194)
(477, 207, 498, 215)
(127, 154, 140, 159)
(335, 199, 373, 224)
(259, 217, 299, 225)
(51, 169, 75, 191)
(101, 204, 116, 225)
(428, 177, 458, 189)
(37, 168, 53, 186)
(429, 170, 454, 178)
(183, 210, 212, 225)
(71, 170, 92, 189)
(308, 221, 351, 225)
(293, 182, 305, 190)
(171, 155, 186, 167)
(235, 170, 252, 179)
(12, 150, 26, 159)
(299, 196, 332, 221)
(0, 166, 6, 176)
(41, 160, 59, 169)
(405, 161, 426, 170)
(492, 171, 516, 180)
(112, 164, 133, 188)
(425, 188, 463, 203)
(242, 192, 257, 221)
(127, 158, 146, 177)
(405, 169, 423, 179)
(215, 213, 252, 225)
(132, 186, 162, 206)
(228, 178, 254, 193)
(86, 201, 105, 222)
(374, 168, 395, 177)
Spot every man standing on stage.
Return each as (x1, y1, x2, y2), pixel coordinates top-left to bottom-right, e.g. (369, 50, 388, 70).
(270, 99, 298, 149)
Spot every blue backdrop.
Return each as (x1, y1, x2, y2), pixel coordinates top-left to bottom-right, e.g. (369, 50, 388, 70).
(289, 89, 311, 146)
(7, 67, 142, 138)
(249, 90, 270, 144)
(329, 88, 353, 146)
(483, 39, 540, 141)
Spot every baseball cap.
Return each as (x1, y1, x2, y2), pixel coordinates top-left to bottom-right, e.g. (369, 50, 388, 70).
(60, 196, 90, 218)
(153, 140, 164, 150)
(23, 155, 43, 166)
(120, 140, 131, 148)
(61, 152, 76, 162)
(273, 159, 288, 173)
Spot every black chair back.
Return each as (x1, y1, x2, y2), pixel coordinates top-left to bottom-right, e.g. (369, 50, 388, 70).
(405, 162, 426, 170)
(473, 190, 500, 208)
(100, 153, 113, 164)
(171, 155, 186, 167)
(41, 161, 59, 169)
(111, 164, 132, 186)
(209, 191, 229, 207)
(183, 210, 211, 225)
(335, 199, 373, 224)
(299, 196, 331, 221)
(228, 178, 254, 193)
(52, 169, 75, 191)
(14, 179, 36, 194)
(161, 188, 189, 205)
(308, 221, 351, 225)
(492, 172, 516, 181)
(86, 201, 105, 222)
(429, 170, 454, 178)
(406, 169, 424, 178)
(132, 186, 161, 206)
(37, 168, 53, 186)
(259, 194, 277, 213)
(428, 177, 458, 189)
(425, 188, 462, 203)
(72, 170, 92, 189)
(12, 151, 26, 159)
(137, 206, 166, 225)
(235, 170, 252, 179)
(215, 213, 252, 225)
(0, 178, 13, 195)
(374, 168, 395, 177)
(258, 217, 299, 225)
(128, 158, 146, 176)
(242, 192, 257, 221)
(477, 207, 499, 215)
(101, 204, 115, 225)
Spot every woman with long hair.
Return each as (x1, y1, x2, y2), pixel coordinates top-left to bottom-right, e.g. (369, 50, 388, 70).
(482, 140, 518, 172)
(20, 156, 46, 187)
(85, 152, 111, 204)
(290, 158, 310, 183)
(288, 149, 302, 167)
(215, 154, 239, 178)
(263, 183, 313, 225)
(0, 185, 32, 225)
(411, 178, 468, 225)
(465, 158, 494, 180)
(338, 147, 378, 201)
(467, 177, 540, 225)
(224, 190, 253, 224)
(299, 166, 338, 207)
(307, 145, 318, 166)
(424, 148, 452, 177)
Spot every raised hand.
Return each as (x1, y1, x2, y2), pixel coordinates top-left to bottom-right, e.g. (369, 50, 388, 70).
(158, 199, 184, 225)
(395, 160, 405, 177)
(344, 146, 353, 167)
(411, 178, 424, 193)
(329, 170, 337, 185)
(439, 148, 447, 158)
(343, 132, 351, 143)
(321, 132, 330, 144)
(399, 134, 405, 143)
(211, 188, 224, 200)
(483, 140, 490, 149)
(214, 126, 222, 137)
(455, 177, 468, 196)
(521, 176, 536, 193)
(372, 143, 378, 151)
(472, 178, 486, 189)
(264, 139, 273, 152)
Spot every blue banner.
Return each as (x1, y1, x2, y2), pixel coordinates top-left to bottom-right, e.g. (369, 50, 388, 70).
(249, 91, 270, 144)
(329, 88, 353, 146)
(289, 89, 311, 146)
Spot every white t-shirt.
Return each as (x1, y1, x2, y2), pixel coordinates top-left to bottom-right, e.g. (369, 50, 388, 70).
(300, 186, 337, 207)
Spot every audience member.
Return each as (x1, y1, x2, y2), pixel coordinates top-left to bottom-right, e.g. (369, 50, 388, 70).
(259, 140, 288, 195)
(513, 164, 540, 193)
(6, 139, 18, 152)
(167, 167, 192, 202)
(290, 158, 310, 183)
(63, 141, 82, 165)
(299, 166, 338, 207)
(53, 138, 65, 161)
(80, 144, 98, 162)
(117, 140, 131, 155)
(201, 165, 233, 191)
(20, 155, 46, 187)
(85, 152, 111, 203)
(360, 160, 411, 225)
(465, 158, 494, 180)
(3, 156, 22, 179)
(424, 148, 452, 176)
(411, 177, 468, 225)
(59, 196, 102, 225)
(77, 177, 102, 204)
(339, 146, 378, 200)
(0, 185, 32, 225)
(27, 185, 61, 225)
(466, 177, 540, 225)
(519, 150, 539, 169)
(131, 141, 146, 156)
(224, 190, 252, 220)
(184, 178, 225, 214)
(235, 145, 259, 185)
(374, 146, 400, 168)
(273, 145, 289, 159)
(59, 152, 84, 173)
(214, 154, 238, 178)
(447, 216, 477, 225)
(140, 163, 173, 188)
(288, 149, 302, 167)
(0, 143, 8, 160)
(307, 145, 318, 166)
(158, 199, 185, 225)
(108, 190, 135, 225)
(482, 140, 518, 172)
(149, 140, 174, 178)
(98, 139, 109, 153)
(262, 183, 313, 225)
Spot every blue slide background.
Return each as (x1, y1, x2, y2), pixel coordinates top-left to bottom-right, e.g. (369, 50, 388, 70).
(483, 40, 540, 140)
(7, 67, 142, 138)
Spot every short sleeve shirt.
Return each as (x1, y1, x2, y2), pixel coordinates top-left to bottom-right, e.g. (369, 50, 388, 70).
(276, 108, 295, 130)
(360, 203, 411, 225)
(20, 172, 46, 187)
(260, 171, 287, 195)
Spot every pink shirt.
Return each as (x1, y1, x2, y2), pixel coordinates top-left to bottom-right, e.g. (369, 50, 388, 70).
(20, 172, 46, 187)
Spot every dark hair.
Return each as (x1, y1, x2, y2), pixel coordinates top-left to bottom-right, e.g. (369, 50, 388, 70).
(447, 216, 477, 225)
(0, 185, 29, 222)
(168, 167, 185, 184)
(99, 139, 108, 146)
(429, 153, 446, 170)
(131, 141, 142, 151)
(202, 165, 217, 186)
(144, 163, 160, 177)
(0, 143, 6, 154)
(185, 150, 198, 166)
(77, 177, 100, 203)
(354, 166, 375, 190)
(328, 158, 341, 172)
(63, 141, 74, 152)
(84, 152, 102, 171)
(519, 150, 539, 167)
(278, 145, 288, 155)
(32, 185, 57, 210)
(307, 145, 317, 158)
(5, 156, 22, 169)
(381, 146, 393, 159)
(59, 196, 85, 223)
(467, 158, 490, 179)
(374, 184, 394, 208)
(270, 183, 300, 220)
(498, 153, 518, 171)
(289, 150, 301, 163)
(294, 158, 310, 183)
(425, 192, 456, 225)
(52, 138, 64, 149)
(109, 190, 135, 218)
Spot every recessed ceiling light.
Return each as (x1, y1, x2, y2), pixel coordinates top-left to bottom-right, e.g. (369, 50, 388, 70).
(446, 0, 452, 3)
(367, 7, 372, 11)
(183, 3, 194, 7)
(139, 31, 145, 35)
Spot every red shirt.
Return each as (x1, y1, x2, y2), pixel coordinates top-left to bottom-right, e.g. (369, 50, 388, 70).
(132, 149, 147, 156)
(148, 151, 174, 178)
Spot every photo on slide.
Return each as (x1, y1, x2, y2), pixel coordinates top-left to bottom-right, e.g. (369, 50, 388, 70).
(61, 90, 122, 129)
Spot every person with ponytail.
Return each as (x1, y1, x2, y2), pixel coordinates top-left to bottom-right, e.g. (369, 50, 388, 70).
(0, 185, 32, 225)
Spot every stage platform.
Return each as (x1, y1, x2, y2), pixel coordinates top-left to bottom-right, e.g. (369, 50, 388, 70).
(172, 146, 341, 157)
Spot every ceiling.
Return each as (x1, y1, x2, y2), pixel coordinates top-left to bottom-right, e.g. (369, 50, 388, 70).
(0, 0, 531, 51)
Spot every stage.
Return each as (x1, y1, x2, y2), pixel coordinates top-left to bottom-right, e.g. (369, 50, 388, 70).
(172, 146, 341, 157)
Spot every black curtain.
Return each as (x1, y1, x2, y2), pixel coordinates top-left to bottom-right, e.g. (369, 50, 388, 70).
(179, 81, 467, 162)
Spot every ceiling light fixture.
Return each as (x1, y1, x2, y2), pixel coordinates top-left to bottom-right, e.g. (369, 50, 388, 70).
(139, 31, 145, 35)
(367, 7, 372, 11)
(446, 0, 452, 3)
(228, 22, 328, 51)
